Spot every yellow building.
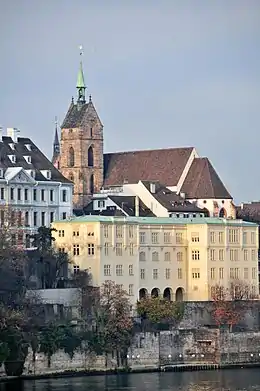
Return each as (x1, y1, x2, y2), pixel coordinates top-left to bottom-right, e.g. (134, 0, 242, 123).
(52, 216, 259, 304)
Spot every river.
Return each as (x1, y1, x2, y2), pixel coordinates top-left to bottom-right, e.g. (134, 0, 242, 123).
(1, 369, 260, 391)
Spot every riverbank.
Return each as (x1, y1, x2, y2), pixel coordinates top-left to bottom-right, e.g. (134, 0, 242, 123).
(1, 361, 260, 383)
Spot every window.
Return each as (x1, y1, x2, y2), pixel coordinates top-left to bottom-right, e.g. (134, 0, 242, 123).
(116, 243, 122, 256)
(128, 284, 134, 296)
(88, 243, 95, 255)
(177, 252, 183, 262)
(165, 268, 170, 279)
(50, 189, 54, 202)
(176, 232, 183, 244)
(192, 268, 200, 279)
(244, 249, 248, 261)
(230, 268, 234, 279)
(151, 232, 159, 244)
(89, 174, 94, 194)
(140, 232, 146, 244)
(251, 232, 256, 244)
(41, 189, 45, 201)
(191, 233, 199, 242)
(139, 251, 145, 261)
(192, 250, 200, 260)
(73, 244, 80, 256)
(244, 268, 248, 279)
(41, 212, 45, 226)
(58, 230, 65, 237)
(88, 146, 94, 167)
(164, 251, 171, 262)
(219, 267, 224, 280)
(230, 249, 238, 261)
(252, 268, 257, 279)
(62, 212, 67, 220)
(164, 232, 171, 243)
(17, 232, 23, 244)
(25, 211, 29, 226)
(129, 226, 134, 239)
(210, 268, 216, 280)
(129, 265, 134, 275)
(243, 232, 247, 245)
(59, 248, 65, 253)
(104, 243, 109, 256)
(129, 243, 134, 256)
(33, 189, 37, 201)
(24, 188, 28, 201)
(116, 225, 123, 238)
(140, 269, 145, 279)
(98, 200, 105, 208)
(73, 231, 79, 237)
(152, 251, 159, 261)
(153, 269, 158, 279)
(251, 250, 256, 261)
(219, 249, 224, 261)
(73, 265, 80, 274)
(234, 268, 239, 279)
(104, 225, 109, 238)
(104, 265, 111, 276)
(116, 265, 123, 276)
(10, 188, 14, 200)
(33, 212, 37, 226)
(50, 212, 54, 223)
(68, 147, 74, 167)
(177, 268, 182, 279)
(210, 249, 216, 261)
(210, 232, 215, 243)
(228, 229, 239, 244)
(218, 232, 224, 243)
(17, 188, 21, 201)
(62, 190, 67, 202)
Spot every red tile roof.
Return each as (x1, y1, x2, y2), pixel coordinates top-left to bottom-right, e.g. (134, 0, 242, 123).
(103, 147, 193, 187)
(181, 158, 232, 199)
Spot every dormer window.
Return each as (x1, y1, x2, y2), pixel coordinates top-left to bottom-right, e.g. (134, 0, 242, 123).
(40, 170, 51, 180)
(9, 143, 15, 150)
(24, 155, 32, 164)
(25, 144, 32, 151)
(8, 155, 16, 163)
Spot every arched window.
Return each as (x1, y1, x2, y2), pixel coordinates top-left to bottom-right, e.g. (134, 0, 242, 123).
(88, 146, 94, 167)
(219, 208, 227, 218)
(68, 147, 74, 167)
(90, 174, 94, 194)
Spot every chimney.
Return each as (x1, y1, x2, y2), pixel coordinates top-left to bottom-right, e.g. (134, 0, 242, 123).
(7, 127, 20, 143)
(150, 183, 156, 194)
(135, 196, 139, 217)
(241, 203, 244, 210)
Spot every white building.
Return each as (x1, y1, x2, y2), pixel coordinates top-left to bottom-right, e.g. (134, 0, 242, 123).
(0, 127, 73, 246)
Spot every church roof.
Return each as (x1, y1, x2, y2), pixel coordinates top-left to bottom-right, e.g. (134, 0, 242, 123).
(61, 102, 89, 128)
(103, 147, 194, 187)
(180, 157, 232, 199)
(0, 136, 71, 183)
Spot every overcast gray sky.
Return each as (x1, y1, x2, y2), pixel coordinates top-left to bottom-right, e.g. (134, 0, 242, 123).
(0, 0, 260, 202)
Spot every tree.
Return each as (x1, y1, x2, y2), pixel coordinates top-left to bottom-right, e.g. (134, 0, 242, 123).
(211, 281, 258, 331)
(39, 323, 64, 367)
(137, 296, 184, 330)
(91, 281, 133, 366)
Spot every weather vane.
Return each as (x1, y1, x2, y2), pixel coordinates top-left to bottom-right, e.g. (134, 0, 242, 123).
(79, 45, 83, 56)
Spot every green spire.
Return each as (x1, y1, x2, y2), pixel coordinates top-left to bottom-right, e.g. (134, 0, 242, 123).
(76, 61, 85, 89)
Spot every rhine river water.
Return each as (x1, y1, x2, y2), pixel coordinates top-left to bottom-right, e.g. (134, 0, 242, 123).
(1, 369, 260, 391)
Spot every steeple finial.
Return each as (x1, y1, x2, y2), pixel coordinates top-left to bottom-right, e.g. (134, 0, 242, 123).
(76, 45, 86, 104)
(52, 116, 60, 164)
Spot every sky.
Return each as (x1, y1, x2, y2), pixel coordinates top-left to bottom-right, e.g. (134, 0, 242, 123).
(0, 0, 260, 203)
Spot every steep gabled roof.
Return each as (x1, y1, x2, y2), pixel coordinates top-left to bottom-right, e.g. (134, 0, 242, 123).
(109, 195, 155, 217)
(103, 147, 194, 187)
(181, 158, 232, 199)
(0, 136, 71, 184)
(61, 100, 102, 129)
(141, 181, 205, 213)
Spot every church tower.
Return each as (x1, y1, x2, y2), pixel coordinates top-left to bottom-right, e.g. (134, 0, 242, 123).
(52, 116, 60, 169)
(59, 51, 104, 208)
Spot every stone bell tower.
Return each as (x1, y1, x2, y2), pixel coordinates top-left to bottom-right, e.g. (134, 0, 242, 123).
(59, 49, 104, 209)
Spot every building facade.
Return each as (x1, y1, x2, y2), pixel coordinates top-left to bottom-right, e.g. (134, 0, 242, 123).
(0, 128, 73, 247)
(53, 59, 235, 216)
(52, 216, 259, 304)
